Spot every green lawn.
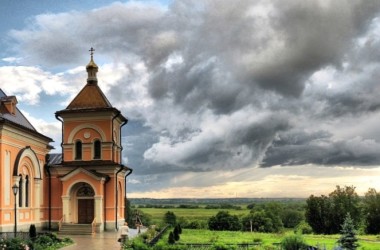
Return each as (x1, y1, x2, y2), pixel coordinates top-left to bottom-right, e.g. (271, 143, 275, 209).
(140, 207, 248, 225)
(157, 229, 380, 250)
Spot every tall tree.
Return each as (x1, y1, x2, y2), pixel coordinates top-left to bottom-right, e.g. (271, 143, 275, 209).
(164, 211, 177, 226)
(329, 186, 361, 233)
(338, 213, 359, 250)
(305, 195, 331, 234)
(306, 186, 360, 234)
(363, 188, 380, 234)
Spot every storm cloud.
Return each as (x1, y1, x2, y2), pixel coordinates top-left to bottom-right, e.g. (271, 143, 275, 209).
(4, 0, 380, 195)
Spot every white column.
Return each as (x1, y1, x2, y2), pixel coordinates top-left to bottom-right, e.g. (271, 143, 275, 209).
(34, 179, 41, 222)
(62, 196, 70, 223)
(94, 195, 103, 224)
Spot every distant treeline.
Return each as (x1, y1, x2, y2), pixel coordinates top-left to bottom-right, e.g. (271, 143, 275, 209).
(130, 197, 306, 206)
(135, 203, 243, 210)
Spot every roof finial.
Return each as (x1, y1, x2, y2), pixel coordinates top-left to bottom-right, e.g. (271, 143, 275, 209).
(86, 47, 98, 84)
(89, 47, 95, 58)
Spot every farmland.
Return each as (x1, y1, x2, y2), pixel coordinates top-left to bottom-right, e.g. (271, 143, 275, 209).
(127, 198, 380, 249)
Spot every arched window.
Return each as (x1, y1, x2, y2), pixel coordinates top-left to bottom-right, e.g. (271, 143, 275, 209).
(75, 141, 82, 160)
(18, 175, 23, 207)
(25, 175, 29, 207)
(94, 140, 101, 159)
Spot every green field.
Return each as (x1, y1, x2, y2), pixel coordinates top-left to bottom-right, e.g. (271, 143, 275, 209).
(156, 229, 380, 250)
(138, 207, 380, 249)
(140, 207, 248, 225)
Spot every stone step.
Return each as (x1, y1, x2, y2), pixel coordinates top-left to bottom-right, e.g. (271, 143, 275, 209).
(59, 223, 93, 235)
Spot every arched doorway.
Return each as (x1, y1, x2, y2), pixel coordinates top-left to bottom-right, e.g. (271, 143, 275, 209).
(76, 183, 95, 224)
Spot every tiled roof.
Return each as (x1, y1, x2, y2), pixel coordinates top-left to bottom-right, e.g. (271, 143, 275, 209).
(0, 89, 36, 131)
(66, 84, 112, 110)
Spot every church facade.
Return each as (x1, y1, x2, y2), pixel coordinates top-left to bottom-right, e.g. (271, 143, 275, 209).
(0, 50, 131, 233)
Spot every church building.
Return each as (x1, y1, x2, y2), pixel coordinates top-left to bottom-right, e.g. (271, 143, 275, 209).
(0, 49, 131, 233)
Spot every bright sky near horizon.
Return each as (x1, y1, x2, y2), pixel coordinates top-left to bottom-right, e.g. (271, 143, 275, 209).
(2, 0, 380, 198)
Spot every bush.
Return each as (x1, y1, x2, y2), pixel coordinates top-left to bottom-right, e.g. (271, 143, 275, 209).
(168, 231, 175, 244)
(29, 224, 37, 240)
(125, 237, 150, 250)
(208, 211, 241, 231)
(164, 211, 177, 226)
(281, 235, 308, 250)
(212, 242, 236, 250)
(294, 221, 313, 234)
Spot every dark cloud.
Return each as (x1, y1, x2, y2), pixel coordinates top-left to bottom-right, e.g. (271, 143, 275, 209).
(7, 0, 380, 181)
(262, 130, 380, 167)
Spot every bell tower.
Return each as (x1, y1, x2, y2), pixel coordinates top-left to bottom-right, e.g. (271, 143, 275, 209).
(50, 48, 132, 231)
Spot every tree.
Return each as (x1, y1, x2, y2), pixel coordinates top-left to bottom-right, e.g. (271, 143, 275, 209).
(305, 186, 360, 234)
(241, 210, 283, 233)
(208, 211, 241, 231)
(338, 213, 359, 250)
(164, 211, 177, 226)
(173, 226, 180, 241)
(281, 209, 304, 228)
(363, 188, 380, 234)
(168, 231, 175, 244)
(329, 186, 361, 233)
(305, 195, 331, 234)
(125, 198, 134, 226)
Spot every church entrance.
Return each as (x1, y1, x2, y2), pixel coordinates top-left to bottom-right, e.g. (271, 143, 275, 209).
(76, 183, 95, 224)
(78, 199, 94, 224)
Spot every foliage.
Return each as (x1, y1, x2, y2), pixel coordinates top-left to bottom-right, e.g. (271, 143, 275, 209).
(294, 221, 313, 234)
(168, 231, 175, 244)
(329, 186, 361, 232)
(125, 198, 135, 226)
(0, 233, 72, 250)
(281, 235, 308, 250)
(177, 224, 182, 234)
(281, 209, 304, 228)
(173, 226, 180, 241)
(211, 242, 236, 250)
(132, 209, 153, 227)
(208, 211, 241, 231)
(362, 188, 380, 234)
(164, 211, 177, 226)
(242, 210, 283, 233)
(29, 224, 37, 240)
(305, 186, 360, 234)
(338, 213, 359, 250)
(125, 237, 150, 250)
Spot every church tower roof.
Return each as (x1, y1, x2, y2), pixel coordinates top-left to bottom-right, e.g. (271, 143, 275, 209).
(65, 48, 113, 110)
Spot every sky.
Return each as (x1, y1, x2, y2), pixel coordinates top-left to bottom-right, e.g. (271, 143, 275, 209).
(2, 0, 380, 198)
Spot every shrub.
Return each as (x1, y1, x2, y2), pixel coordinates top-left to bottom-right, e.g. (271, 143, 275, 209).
(212, 242, 236, 250)
(173, 226, 180, 241)
(281, 235, 308, 250)
(164, 211, 177, 226)
(168, 231, 175, 244)
(208, 211, 241, 231)
(29, 224, 37, 240)
(294, 221, 313, 234)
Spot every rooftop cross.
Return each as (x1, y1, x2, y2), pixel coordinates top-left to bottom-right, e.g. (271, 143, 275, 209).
(89, 47, 95, 57)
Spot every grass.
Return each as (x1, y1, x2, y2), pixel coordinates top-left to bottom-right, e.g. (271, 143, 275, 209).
(140, 207, 248, 225)
(156, 229, 380, 249)
(140, 207, 380, 249)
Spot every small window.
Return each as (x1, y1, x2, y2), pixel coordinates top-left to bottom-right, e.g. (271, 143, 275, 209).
(75, 141, 82, 160)
(94, 140, 101, 159)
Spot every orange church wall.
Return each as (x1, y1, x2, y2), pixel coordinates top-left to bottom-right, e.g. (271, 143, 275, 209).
(63, 120, 113, 142)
